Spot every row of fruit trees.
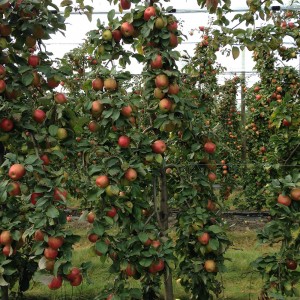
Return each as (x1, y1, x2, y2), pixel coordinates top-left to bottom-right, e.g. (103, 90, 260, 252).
(0, 0, 299, 299)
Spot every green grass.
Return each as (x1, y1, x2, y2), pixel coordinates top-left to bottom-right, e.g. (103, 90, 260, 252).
(22, 226, 290, 300)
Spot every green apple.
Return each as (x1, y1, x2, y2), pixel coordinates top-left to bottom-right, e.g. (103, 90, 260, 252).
(57, 128, 68, 140)
(102, 30, 113, 41)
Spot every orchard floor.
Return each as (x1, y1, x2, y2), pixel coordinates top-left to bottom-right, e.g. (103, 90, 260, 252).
(22, 220, 296, 300)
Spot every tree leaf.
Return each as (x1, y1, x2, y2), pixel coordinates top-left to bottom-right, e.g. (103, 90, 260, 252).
(232, 46, 240, 60)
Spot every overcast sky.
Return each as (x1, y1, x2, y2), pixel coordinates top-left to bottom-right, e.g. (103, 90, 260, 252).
(48, 0, 299, 87)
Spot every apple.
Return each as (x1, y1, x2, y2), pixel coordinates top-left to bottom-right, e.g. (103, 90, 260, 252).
(106, 207, 117, 218)
(0, 118, 14, 131)
(40, 154, 50, 165)
(88, 121, 99, 132)
(25, 35, 36, 48)
(288, 22, 295, 29)
(48, 236, 64, 249)
(0, 231, 12, 245)
(44, 247, 58, 259)
(167, 21, 178, 32)
(125, 264, 136, 277)
(291, 188, 300, 201)
(54, 93, 67, 104)
(282, 119, 291, 127)
(155, 17, 165, 29)
(87, 211, 96, 223)
(286, 259, 297, 270)
(150, 54, 163, 69)
(66, 215, 72, 222)
(57, 128, 68, 140)
(197, 232, 210, 245)
(107, 294, 114, 300)
(118, 135, 130, 148)
(88, 233, 99, 243)
(121, 22, 134, 37)
(277, 194, 291, 206)
(159, 98, 172, 112)
(204, 260, 217, 272)
(102, 29, 113, 41)
(104, 78, 117, 91)
(3, 245, 11, 257)
(121, 105, 132, 117)
(47, 77, 60, 89)
(0, 65, 6, 78)
(92, 78, 104, 91)
(152, 140, 166, 154)
(204, 141, 216, 154)
(144, 6, 156, 21)
(28, 55, 40, 68)
(151, 240, 161, 249)
(48, 276, 62, 290)
(0, 79, 6, 93)
(207, 199, 216, 211)
(112, 29, 122, 43)
(53, 188, 67, 201)
(45, 259, 55, 271)
(154, 88, 165, 99)
(168, 83, 179, 95)
(70, 274, 82, 286)
(91, 100, 104, 117)
(95, 175, 110, 188)
(33, 109, 46, 123)
(169, 33, 178, 48)
(199, 26, 205, 31)
(120, 0, 131, 10)
(149, 259, 164, 273)
(124, 168, 137, 182)
(66, 268, 81, 281)
(8, 164, 26, 181)
(30, 192, 43, 205)
(8, 182, 21, 197)
(34, 229, 45, 242)
(208, 172, 217, 182)
(0, 24, 12, 37)
(155, 74, 169, 89)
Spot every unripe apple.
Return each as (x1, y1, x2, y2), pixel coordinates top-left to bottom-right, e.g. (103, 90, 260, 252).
(57, 128, 68, 140)
(102, 29, 113, 41)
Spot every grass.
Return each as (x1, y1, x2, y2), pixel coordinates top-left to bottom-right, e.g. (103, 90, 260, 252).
(22, 224, 289, 300)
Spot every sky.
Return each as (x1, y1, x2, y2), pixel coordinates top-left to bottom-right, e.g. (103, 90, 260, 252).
(48, 0, 299, 87)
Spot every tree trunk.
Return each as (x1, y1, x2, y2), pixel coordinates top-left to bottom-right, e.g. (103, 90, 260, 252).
(160, 165, 174, 300)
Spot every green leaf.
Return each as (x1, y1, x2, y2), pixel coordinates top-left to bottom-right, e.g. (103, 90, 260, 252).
(46, 206, 59, 218)
(232, 46, 240, 60)
(107, 9, 115, 22)
(208, 225, 223, 234)
(138, 232, 148, 243)
(95, 241, 108, 254)
(93, 223, 105, 236)
(22, 73, 34, 86)
(208, 238, 219, 251)
(48, 125, 58, 137)
(139, 258, 152, 267)
(155, 154, 163, 164)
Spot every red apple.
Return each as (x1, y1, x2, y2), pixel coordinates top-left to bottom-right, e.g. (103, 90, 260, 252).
(121, 105, 132, 117)
(47, 77, 60, 89)
(208, 172, 217, 182)
(88, 233, 99, 243)
(282, 119, 291, 127)
(0, 79, 6, 93)
(66, 268, 81, 281)
(54, 93, 67, 104)
(40, 154, 50, 165)
(30, 192, 43, 205)
(125, 264, 136, 277)
(2, 245, 11, 257)
(168, 83, 180, 95)
(95, 175, 110, 188)
(0, 231, 12, 245)
(92, 78, 104, 91)
(167, 21, 178, 32)
(91, 100, 104, 117)
(144, 6, 156, 21)
(34, 229, 45, 242)
(204, 141, 216, 154)
(70, 274, 82, 286)
(277, 194, 291, 206)
(124, 168, 137, 182)
(53, 188, 67, 201)
(8, 182, 21, 196)
(44, 247, 58, 259)
(149, 259, 164, 273)
(112, 29, 122, 42)
(28, 55, 40, 68)
(286, 259, 297, 270)
(121, 22, 134, 37)
(88, 120, 99, 132)
(154, 88, 165, 99)
(169, 33, 178, 48)
(159, 98, 172, 112)
(8, 164, 26, 181)
(150, 54, 163, 69)
(197, 232, 210, 245)
(151, 140, 166, 154)
(199, 26, 205, 31)
(48, 276, 62, 290)
(106, 207, 117, 218)
(118, 135, 130, 148)
(151, 240, 161, 249)
(155, 74, 169, 89)
(48, 236, 64, 249)
(120, 0, 131, 10)
(87, 211, 96, 223)
(33, 109, 46, 123)
(0, 65, 6, 79)
(0, 118, 14, 132)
